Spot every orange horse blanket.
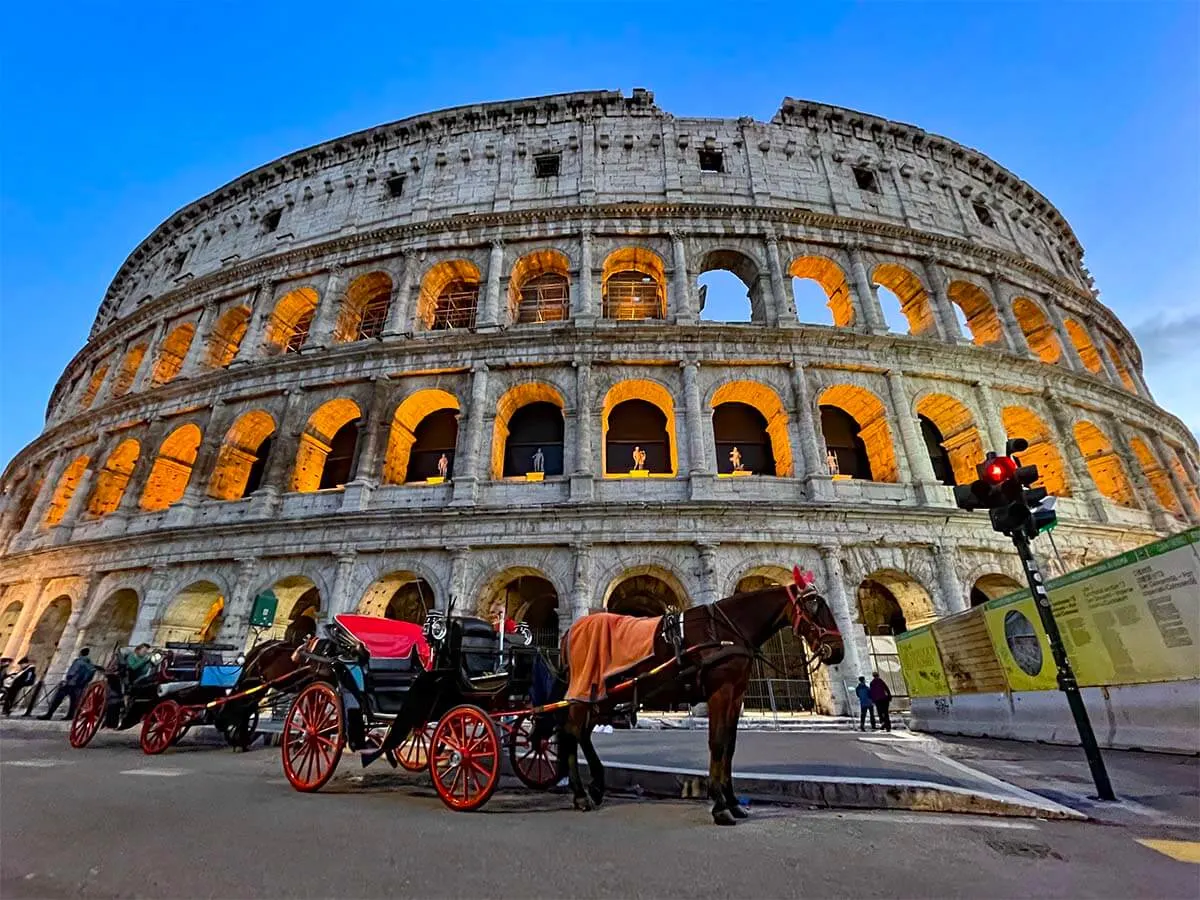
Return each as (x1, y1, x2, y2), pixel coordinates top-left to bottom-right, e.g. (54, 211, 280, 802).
(565, 612, 661, 702)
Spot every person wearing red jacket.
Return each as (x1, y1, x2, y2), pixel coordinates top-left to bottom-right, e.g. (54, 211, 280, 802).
(869, 672, 893, 732)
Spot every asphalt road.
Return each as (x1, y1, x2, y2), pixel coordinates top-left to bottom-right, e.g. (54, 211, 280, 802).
(2, 725, 1196, 899)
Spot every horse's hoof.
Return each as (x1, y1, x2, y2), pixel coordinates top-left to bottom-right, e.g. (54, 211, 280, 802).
(729, 804, 749, 820)
(712, 809, 738, 826)
(573, 795, 594, 812)
(588, 784, 605, 807)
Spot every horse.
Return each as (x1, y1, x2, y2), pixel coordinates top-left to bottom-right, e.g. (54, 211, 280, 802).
(556, 568, 844, 825)
(214, 638, 318, 749)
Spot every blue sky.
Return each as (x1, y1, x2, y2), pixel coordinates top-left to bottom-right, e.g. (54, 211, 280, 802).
(1, 1, 1197, 467)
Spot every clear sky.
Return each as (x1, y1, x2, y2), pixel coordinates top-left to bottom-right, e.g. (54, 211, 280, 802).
(1, 1, 1197, 468)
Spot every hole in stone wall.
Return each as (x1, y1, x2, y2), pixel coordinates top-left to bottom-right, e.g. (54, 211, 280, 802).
(852, 166, 879, 193)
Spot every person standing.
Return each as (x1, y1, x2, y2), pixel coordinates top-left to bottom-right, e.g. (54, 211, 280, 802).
(869, 671, 893, 732)
(39, 648, 97, 720)
(2, 658, 37, 716)
(854, 675, 876, 731)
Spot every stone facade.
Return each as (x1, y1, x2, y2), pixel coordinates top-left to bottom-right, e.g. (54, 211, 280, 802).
(2, 90, 1198, 714)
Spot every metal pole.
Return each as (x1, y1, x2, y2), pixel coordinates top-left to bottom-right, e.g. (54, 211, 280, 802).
(1012, 531, 1115, 801)
(1046, 529, 1068, 575)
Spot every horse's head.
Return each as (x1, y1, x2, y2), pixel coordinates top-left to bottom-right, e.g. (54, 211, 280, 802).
(787, 566, 844, 666)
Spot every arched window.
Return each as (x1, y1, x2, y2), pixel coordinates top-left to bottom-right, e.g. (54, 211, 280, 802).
(873, 264, 936, 336)
(946, 281, 1004, 347)
(602, 249, 666, 321)
(110, 344, 147, 398)
(713, 402, 775, 475)
(418, 261, 480, 331)
(915, 394, 983, 486)
(1064, 318, 1102, 374)
(42, 456, 89, 528)
(208, 410, 276, 501)
(140, 424, 202, 511)
(319, 421, 359, 489)
(789, 256, 854, 327)
(919, 415, 956, 486)
(606, 400, 671, 474)
(87, 439, 140, 516)
(150, 323, 196, 386)
(502, 402, 564, 477)
(509, 250, 571, 324)
(78, 363, 110, 410)
(334, 272, 393, 343)
(406, 409, 458, 482)
(265, 287, 319, 354)
(1103, 338, 1138, 392)
(1011, 298, 1064, 365)
(1001, 406, 1071, 497)
(1074, 420, 1137, 508)
(291, 398, 361, 493)
(205, 305, 251, 368)
(820, 406, 872, 480)
(697, 250, 763, 324)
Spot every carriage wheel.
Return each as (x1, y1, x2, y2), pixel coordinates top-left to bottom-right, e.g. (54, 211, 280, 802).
(282, 682, 344, 793)
(430, 705, 500, 812)
(140, 700, 182, 755)
(509, 714, 560, 790)
(396, 722, 434, 772)
(69, 682, 107, 749)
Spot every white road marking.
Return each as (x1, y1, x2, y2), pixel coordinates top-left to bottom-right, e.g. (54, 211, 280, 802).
(119, 767, 189, 777)
(796, 810, 1040, 830)
(3, 759, 64, 768)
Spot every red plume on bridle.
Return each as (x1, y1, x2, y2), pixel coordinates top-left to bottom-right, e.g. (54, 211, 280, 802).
(786, 565, 844, 665)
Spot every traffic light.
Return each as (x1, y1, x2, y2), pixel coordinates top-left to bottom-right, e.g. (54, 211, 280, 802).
(953, 438, 1058, 538)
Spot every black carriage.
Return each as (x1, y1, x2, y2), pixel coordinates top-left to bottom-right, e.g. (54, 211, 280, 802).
(281, 612, 559, 810)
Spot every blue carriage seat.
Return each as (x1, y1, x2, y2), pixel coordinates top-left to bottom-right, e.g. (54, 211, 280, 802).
(199, 665, 241, 688)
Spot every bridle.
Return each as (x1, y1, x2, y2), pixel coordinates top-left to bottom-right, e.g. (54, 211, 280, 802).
(785, 567, 842, 661)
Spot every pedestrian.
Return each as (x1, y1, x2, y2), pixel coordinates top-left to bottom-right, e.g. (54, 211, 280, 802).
(39, 648, 97, 720)
(855, 675, 876, 731)
(0, 657, 12, 681)
(2, 657, 37, 716)
(869, 671, 893, 732)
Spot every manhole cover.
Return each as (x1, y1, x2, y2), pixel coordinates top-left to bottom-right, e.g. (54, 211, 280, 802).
(985, 839, 1065, 861)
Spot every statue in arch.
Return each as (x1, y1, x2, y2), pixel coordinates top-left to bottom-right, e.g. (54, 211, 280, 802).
(632, 446, 647, 471)
(532, 447, 545, 473)
(826, 449, 840, 476)
(729, 446, 744, 472)
(437, 453, 449, 479)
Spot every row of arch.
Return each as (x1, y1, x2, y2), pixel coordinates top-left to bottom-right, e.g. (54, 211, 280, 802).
(27, 377, 1198, 531)
(68, 243, 1144, 418)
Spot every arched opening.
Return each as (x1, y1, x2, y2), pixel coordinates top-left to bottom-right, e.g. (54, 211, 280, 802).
(1129, 436, 1184, 518)
(209, 410, 276, 500)
(858, 571, 936, 636)
(140, 424, 202, 511)
(1074, 420, 1137, 508)
(418, 260, 480, 331)
(914, 394, 984, 487)
(1012, 298, 1064, 365)
(291, 398, 361, 493)
(1064, 318, 1102, 374)
(155, 581, 225, 645)
(80, 589, 139, 662)
(711, 382, 792, 477)
(604, 570, 687, 617)
(477, 570, 560, 654)
(358, 571, 435, 624)
(872, 264, 936, 336)
(509, 250, 570, 324)
(500, 401, 565, 478)
(334, 272, 393, 343)
(1103, 338, 1137, 392)
(150, 323, 196, 386)
(970, 574, 1024, 607)
(0, 600, 23, 655)
(384, 390, 461, 484)
(24, 596, 72, 673)
(42, 455, 90, 528)
(205, 305, 251, 369)
(1001, 406, 1071, 497)
(78, 363, 110, 411)
(110, 344, 147, 398)
(697, 250, 763, 324)
(87, 439, 140, 516)
(260, 576, 321, 644)
(601, 248, 666, 320)
(946, 281, 1004, 346)
(789, 256, 854, 327)
(264, 287, 319, 354)
(818, 385, 899, 482)
(11, 477, 42, 535)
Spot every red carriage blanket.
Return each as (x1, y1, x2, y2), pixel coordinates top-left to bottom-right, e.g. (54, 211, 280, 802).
(565, 613, 661, 702)
(333, 614, 433, 669)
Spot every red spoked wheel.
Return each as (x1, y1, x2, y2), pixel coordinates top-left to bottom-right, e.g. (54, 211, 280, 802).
(281, 682, 345, 793)
(396, 722, 435, 772)
(430, 705, 500, 812)
(508, 714, 560, 790)
(140, 700, 182, 755)
(69, 682, 107, 749)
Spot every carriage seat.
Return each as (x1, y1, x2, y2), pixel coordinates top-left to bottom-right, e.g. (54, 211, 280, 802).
(332, 615, 434, 716)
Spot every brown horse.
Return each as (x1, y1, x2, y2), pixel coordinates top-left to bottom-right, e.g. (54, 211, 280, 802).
(215, 638, 317, 748)
(557, 568, 844, 825)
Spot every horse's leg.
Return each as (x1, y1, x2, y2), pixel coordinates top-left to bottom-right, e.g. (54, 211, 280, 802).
(579, 718, 605, 807)
(707, 679, 737, 826)
(562, 705, 593, 811)
(721, 674, 749, 819)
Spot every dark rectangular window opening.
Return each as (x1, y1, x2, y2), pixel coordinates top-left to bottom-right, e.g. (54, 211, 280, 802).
(973, 202, 995, 228)
(261, 209, 282, 233)
(852, 166, 879, 193)
(534, 153, 561, 178)
(698, 149, 724, 172)
(170, 252, 187, 275)
(386, 174, 406, 198)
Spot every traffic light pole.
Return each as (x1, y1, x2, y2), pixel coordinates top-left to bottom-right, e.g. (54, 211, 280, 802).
(1011, 531, 1116, 801)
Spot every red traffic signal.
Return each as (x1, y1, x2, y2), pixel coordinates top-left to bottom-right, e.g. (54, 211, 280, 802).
(980, 455, 1018, 485)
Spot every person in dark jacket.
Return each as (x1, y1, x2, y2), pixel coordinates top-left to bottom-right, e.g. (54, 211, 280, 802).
(2, 658, 37, 716)
(854, 676, 876, 731)
(39, 648, 97, 720)
(869, 672, 893, 732)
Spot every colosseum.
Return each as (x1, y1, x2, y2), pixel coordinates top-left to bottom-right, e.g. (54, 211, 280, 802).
(2, 88, 1197, 715)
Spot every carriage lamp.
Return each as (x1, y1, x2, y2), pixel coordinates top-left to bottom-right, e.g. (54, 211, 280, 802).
(236, 654, 246, 666)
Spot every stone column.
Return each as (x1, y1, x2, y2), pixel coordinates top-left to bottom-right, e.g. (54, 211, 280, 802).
(1086, 317, 1124, 385)
(343, 380, 390, 510)
(57, 572, 104, 677)
(972, 381, 1009, 455)
(217, 557, 260, 644)
(12, 454, 69, 543)
(2, 579, 49, 659)
(112, 422, 168, 521)
(132, 319, 168, 392)
(790, 361, 830, 493)
(1153, 436, 1198, 524)
(250, 389, 304, 512)
(1044, 391, 1108, 521)
(452, 364, 489, 505)
(570, 360, 595, 502)
(570, 543, 594, 625)
(1043, 298, 1085, 371)
(478, 240, 505, 330)
(763, 233, 790, 326)
(932, 544, 965, 615)
(696, 542, 719, 607)
(231, 282, 273, 366)
(920, 258, 958, 342)
(45, 598, 89, 684)
(307, 266, 346, 350)
(56, 462, 98, 537)
(574, 230, 595, 322)
(178, 303, 215, 377)
(329, 551, 359, 619)
(986, 273, 1032, 358)
(886, 370, 941, 503)
(845, 245, 887, 334)
(669, 232, 694, 324)
(817, 544, 868, 714)
(382, 252, 414, 337)
(681, 360, 709, 475)
(1111, 421, 1169, 528)
(177, 402, 229, 508)
(130, 566, 173, 646)
(447, 546, 470, 615)
(1129, 360, 1154, 402)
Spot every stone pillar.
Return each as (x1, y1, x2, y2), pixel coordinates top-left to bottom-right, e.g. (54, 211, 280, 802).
(972, 381, 1009, 455)
(478, 240, 505, 330)
(1044, 391, 1108, 522)
(846, 245, 887, 334)
(817, 544, 868, 714)
(57, 572, 104, 677)
(231, 282, 272, 366)
(696, 542, 719, 606)
(112, 422, 168, 521)
(932, 544, 965, 614)
(306, 266, 346, 350)
(447, 546, 470, 615)
(1129, 360, 1154, 402)
(250, 389, 304, 511)
(130, 566, 173, 646)
(12, 454, 69, 543)
(763, 233, 790, 326)
(329, 551, 358, 619)
(3, 579, 50, 660)
(986, 273, 1032, 358)
(570, 543, 594, 624)
(342, 383, 390, 510)
(681, 360, 708, 475)
(571, 360, 595, 501)
(669, 232, 694, 324)
(178, 304, 215, 377)
(382, 253, 414, 337)
(218, 557, 260, 644)
(56, 462, 98, 536)
(1086, 317, 1124, 386)
(886, 370, 941, 503)
(1043, 298, 1085, 371)
(790, 361, 831, 495)
(920, 258, 958, 342)
(451, 364, 489, 505)
(132, 319, 168, 392)
(45, 598, 89, 684)
(1153, 436, 1199, 524)
(1111, 421, 1169, 528)
(574, 230, 595, 322)
(177, 403, 229, 508)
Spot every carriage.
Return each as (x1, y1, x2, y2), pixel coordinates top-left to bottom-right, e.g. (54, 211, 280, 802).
(69, 640, 307, 754)
(281, 611, 561, 810)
